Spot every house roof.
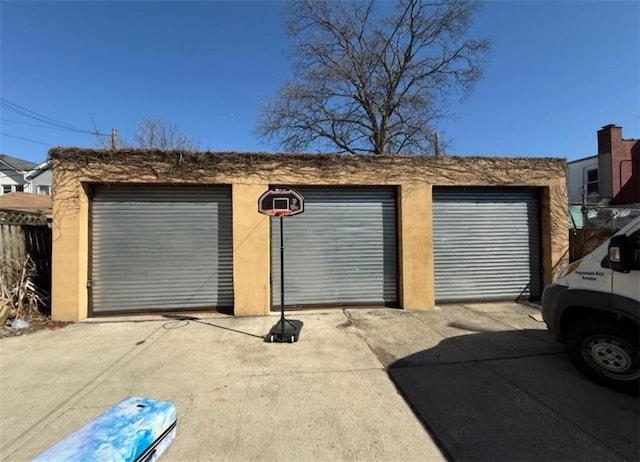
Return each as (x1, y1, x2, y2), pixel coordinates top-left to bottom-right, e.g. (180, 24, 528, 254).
(567, 155, 597, 164)
(0, 154, 38, 172)
(25, 160, 52, 180)
(0, 192, 52, 214)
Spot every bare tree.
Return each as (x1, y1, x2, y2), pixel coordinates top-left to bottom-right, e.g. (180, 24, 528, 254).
(91, 116, 114, 149)
(133, 117, 198, 150)
(257, 0, 490, 155)
(92, 116, 198, 150)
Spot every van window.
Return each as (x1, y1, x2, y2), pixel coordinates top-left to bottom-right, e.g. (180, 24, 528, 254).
(630, 230, 640, 271)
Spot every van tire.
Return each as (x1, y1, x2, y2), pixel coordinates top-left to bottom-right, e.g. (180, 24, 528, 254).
(565, 318, 639, 394)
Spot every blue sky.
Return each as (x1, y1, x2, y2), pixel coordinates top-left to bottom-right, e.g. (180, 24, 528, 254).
(1, 0, 638, 164)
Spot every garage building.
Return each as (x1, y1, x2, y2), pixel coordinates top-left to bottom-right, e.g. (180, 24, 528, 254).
(50, 150, 568, 320)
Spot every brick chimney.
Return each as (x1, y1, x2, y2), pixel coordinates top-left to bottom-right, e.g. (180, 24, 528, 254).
(597, 124, 640, 204)
(597, 124, 622, 155)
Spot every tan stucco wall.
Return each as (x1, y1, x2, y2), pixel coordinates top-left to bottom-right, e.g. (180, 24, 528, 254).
(50, 150, 568, 321)
(51, 179, 89, 321)
(232, 183, 271, 316)
(540, 178, 570, 284)
(398, 183, 435, 308)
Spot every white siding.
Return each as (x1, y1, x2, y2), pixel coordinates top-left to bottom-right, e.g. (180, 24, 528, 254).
(25, 169, 52, 194)
(567, 157, 599, 203)
(0, 171, 27, 195)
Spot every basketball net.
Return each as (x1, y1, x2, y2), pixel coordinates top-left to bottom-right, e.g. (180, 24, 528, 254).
(266, 209, 291, 217)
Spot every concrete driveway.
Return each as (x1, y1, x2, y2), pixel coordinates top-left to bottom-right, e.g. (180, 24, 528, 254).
(1, 303, 638, 461)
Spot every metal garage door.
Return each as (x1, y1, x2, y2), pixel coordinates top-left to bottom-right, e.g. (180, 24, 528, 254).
(271, 187, 397, 307)
(90, 185, 233, 314)
(433, 187, 541, 302)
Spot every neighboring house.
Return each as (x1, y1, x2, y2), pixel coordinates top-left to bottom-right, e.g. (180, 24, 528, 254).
(24, 161, 52, 195)
(0, 155, 52, 195)
(50, 148, 568, 321)
(0, 154, 36, 195)
(567, 124, 640, 205)
(567, 155, 599, 204)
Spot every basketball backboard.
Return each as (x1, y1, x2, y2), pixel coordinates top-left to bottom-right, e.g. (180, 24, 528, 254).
(258, 188, 305, 216)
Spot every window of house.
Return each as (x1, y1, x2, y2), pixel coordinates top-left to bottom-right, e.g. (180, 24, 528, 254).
(37, 185, 51, 195)
(586, 168, 599, 195)
(2, 185, 12, 195)
(15, 185, 24, 192)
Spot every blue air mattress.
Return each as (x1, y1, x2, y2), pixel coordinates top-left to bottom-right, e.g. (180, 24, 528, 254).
(32, 397, 177, 462)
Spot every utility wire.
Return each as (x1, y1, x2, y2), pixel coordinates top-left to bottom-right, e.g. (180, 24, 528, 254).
(0, 98, 110, 136)
(0, 98, 89, 132)
(0, 132, 53, 147)
(1, 117, 90, 133)
(1, 101, 82, 133)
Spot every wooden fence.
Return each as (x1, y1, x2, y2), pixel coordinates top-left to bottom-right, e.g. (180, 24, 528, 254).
(568, 229, 615, 262)
(0, 211, 52, 314)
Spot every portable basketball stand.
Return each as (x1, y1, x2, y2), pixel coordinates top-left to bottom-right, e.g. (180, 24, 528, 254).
(258, 189, 305, 343)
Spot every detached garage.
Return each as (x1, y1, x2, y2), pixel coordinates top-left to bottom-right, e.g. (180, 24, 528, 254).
(433, 187, 541, 302)
(49, 149, 568, 321)
(90, 185, 233, 314)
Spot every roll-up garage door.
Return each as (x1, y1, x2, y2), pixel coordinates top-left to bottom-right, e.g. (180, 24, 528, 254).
(90, 185, 233, 314)
(433, 187, 541, 302)
(271, 187, 397, 307)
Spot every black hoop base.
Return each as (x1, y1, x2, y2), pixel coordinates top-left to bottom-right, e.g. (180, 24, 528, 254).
(264, 319, 303, 343)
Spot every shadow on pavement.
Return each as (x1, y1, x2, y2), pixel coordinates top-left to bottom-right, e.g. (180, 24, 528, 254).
(161, 314, 265, 339)
(387, 329, 639, 462)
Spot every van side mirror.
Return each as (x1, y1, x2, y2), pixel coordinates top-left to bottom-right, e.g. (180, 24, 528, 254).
(608, 235, 630, 273)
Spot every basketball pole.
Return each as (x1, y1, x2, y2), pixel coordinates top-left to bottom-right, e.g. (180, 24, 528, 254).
(258, 188, 304, 342)
(280, 215, 285, 334)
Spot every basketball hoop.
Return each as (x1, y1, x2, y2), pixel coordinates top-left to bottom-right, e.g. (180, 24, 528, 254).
(262, 209, 293, 217)
(258, 187, 305, 343)
(257, 188, 305, 217)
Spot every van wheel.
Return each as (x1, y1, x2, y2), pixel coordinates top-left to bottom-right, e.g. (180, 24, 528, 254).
(565, 318, 639, 394)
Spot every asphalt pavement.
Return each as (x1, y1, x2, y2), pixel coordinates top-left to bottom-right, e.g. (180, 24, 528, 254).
(1, 302, 638, 461)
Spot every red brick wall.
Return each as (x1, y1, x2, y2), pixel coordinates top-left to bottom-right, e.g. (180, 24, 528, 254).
(597, 125, 640, 204)
(615, 140, 639, 203)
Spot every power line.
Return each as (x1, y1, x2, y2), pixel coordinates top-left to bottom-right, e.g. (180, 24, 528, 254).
(1, 117, 91, 133)
(1, 101, 79, 133)
(0, 132, 53, 146)
(0, 98, 89, 132)
(0, 98, 109, 136)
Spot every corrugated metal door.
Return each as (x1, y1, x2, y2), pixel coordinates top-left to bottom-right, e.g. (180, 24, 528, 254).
(90, 185, 233, 313)
(271, 187, 397, 307)
(433, 187, 541, 301)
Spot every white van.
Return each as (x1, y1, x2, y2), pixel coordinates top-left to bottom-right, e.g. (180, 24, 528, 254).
(542, 217, 639, 394)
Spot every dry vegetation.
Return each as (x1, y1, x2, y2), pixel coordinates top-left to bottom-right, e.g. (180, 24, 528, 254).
(0, 255, 45, 323)
(50, 148, 566, 184)
(1, 218, 62, 338)
(0, 254, 65, 338)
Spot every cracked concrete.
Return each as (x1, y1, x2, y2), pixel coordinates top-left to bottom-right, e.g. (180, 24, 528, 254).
(1, 304, 638, 461)
(0, 310, 434, 461)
